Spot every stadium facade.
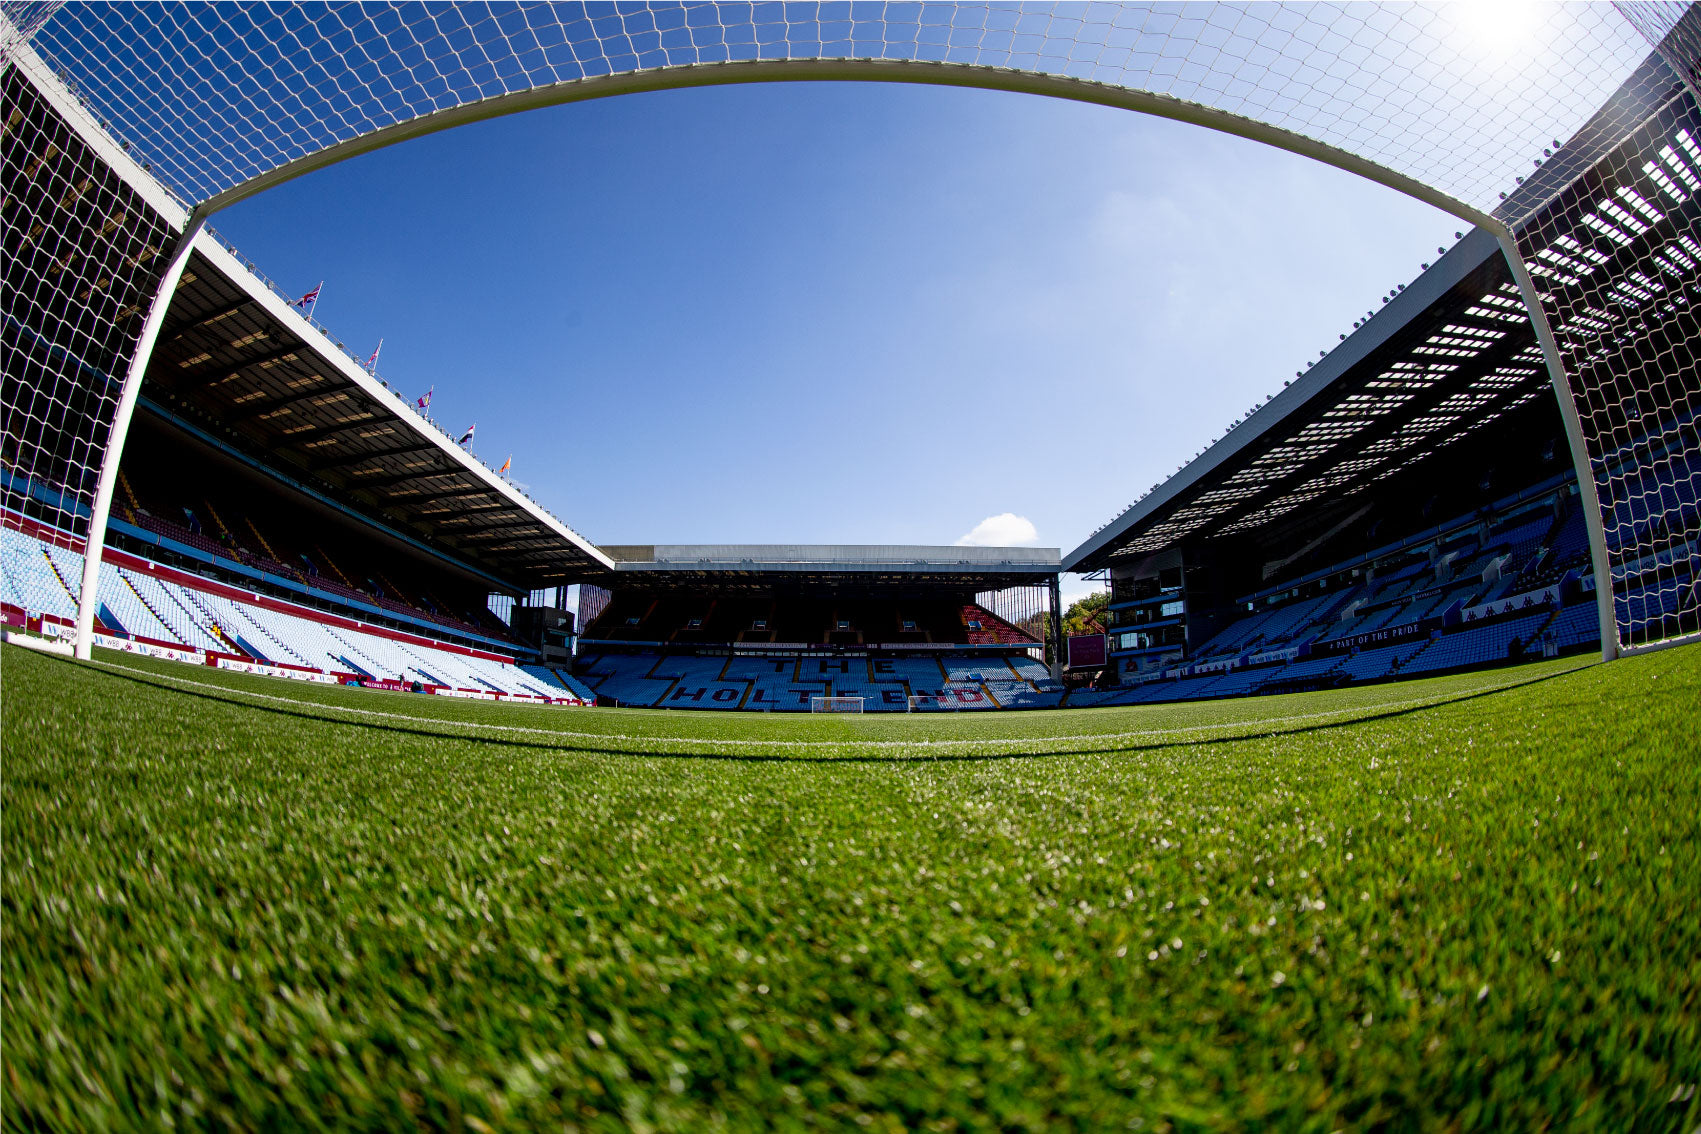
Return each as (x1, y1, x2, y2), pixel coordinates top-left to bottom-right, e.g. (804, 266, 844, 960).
(2, 2, 1697, 710)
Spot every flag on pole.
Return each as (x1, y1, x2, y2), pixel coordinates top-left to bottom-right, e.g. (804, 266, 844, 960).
(365, 339, 383, 374)
(292, 281, 322, 319)
(416, 385, 433, 411)
(498, 455, 511, 475)
(457, 423, 476, 446)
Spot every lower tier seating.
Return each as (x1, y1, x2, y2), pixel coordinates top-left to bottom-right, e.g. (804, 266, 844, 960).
(1082, 602, 1594, 707)
(2, 524, 570, 701)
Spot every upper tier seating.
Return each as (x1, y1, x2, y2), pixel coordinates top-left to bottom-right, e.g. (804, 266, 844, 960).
(583, 594, 1038, 650)
(112, 434, 514, 649)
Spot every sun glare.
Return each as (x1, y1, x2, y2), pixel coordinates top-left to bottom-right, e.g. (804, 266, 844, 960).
(1448, 0, 1550, 54)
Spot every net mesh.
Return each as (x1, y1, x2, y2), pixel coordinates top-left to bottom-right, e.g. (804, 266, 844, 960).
(1618, 0, 1701, 100)
(1513, 51, 1701, 652)
(1, 62, 175, 589)
(22, 2, 1654, 214)
(1, 1, 1698, 654)
(0, 0, 58, 62)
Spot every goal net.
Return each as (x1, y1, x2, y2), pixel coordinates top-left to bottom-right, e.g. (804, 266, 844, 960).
(1509, 101, 1701, 653)
(811, 695, 863, 714)
(2, 49, 178, 616)
(5, 1, 1700, 661)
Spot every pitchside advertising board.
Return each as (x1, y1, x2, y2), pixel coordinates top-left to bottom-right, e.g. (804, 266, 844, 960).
(1067, 634, 1107, 670)
(217, 656, 339, 682)
(341, 676, 414, 692)
(91, 632, 204, 665)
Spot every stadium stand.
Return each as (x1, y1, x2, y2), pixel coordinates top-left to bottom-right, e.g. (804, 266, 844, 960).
(1065, 480, 1609, 705)
(2, 518, 577, 702)
(101, 414, 521, 652)
(558, 544, 1061, 711)
(10, 425, 1621, 712)
(571, 646, 1063, 712)
(5, 11, 1695, 716)
(570, 629, 1064, 713)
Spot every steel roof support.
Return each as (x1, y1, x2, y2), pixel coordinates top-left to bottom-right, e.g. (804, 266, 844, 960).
(315, 440, 443, 472)
(75, 212, 207, 660)
(228, 375, 354, 420)
(356, 472, 481, 494)
(167, 296, 253, 337)
(268, 417, 403, 450)
(437, 512, 542, 530)
(178, 341, 308, 390)
(1194, 324, 1538, 541)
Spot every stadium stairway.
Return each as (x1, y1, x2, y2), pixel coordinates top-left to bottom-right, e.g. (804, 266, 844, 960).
(38, 543, 82, 613)
(113, 571, 179, 642)
(521, 665, 595, 702)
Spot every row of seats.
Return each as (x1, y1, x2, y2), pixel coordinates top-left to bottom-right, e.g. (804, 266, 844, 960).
(2, 525, 566, 699)
(1183, 495, 1595, 673)
(120, 506, 511, 647)
(1079, 602, 1584, 707)
(576, 650, 1060, 711)
(1189, 589, 1350, 658)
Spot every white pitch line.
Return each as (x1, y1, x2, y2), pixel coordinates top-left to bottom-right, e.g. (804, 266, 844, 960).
(65, 652, 1594, 754)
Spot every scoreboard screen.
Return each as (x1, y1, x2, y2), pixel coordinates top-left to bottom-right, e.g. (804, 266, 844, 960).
(1066, 633, 1107, 670)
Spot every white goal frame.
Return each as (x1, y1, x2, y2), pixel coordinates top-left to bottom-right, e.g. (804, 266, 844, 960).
(810, 695, 864, 714)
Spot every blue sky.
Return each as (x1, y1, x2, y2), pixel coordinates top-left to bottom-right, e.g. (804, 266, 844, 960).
(216, 79, 1460, 592)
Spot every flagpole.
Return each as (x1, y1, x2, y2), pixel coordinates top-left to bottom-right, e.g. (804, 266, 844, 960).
(307, 281, 322, 321)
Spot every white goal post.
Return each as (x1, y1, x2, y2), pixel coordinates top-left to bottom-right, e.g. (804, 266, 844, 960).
(810, 695, 864, 714)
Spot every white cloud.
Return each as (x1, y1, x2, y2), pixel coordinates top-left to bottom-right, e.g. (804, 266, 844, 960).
(956, 512, 1039, 547)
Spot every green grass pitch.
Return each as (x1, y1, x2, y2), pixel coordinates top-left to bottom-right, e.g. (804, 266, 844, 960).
(3, 642, 1698, 1130)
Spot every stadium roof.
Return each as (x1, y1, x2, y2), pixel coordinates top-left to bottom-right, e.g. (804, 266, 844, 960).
(141, 230, 615, 587)
(139, 237, 1062, 595)
(1064, 45, 1692, 576)
(140, 245, 1062, 597)
(593, 544, 1060, 591)
(1064, 226, 1553, 573)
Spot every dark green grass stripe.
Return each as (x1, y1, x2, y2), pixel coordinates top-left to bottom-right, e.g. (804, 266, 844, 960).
(57, 648, 1599, 760)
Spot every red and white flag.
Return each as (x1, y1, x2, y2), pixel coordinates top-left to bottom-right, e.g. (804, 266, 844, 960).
(365, 339, 382, 374)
